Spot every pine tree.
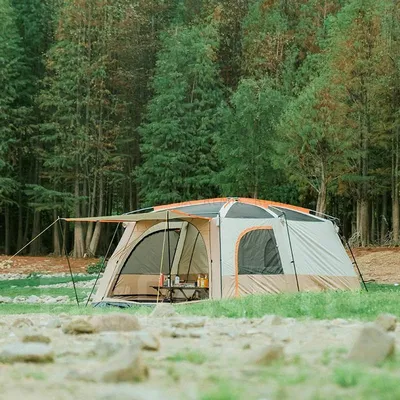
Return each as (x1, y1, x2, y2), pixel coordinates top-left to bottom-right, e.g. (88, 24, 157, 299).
(0, 0, 30, 253)
(217, 77, 287, 200)
(138, 23, 226, 206)
(275, 76, 356, 214)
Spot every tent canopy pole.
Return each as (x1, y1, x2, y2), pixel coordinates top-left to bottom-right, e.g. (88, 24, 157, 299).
(58, 218, 79, 307)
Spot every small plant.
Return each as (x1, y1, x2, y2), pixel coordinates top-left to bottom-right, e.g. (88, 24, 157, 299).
(166, 350, 208, 364)
(86, 257, 105, 274)
(333, 365, 361, 388)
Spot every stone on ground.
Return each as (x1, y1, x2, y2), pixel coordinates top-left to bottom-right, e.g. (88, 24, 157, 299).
(98, 343, 149, 382)
(90, 313, 141, 332)
(375, 313, 397, 332)
(62, 317, 96, 334)
(170, 317, 206, 329)
(0, 343, 54, 363)
(135, 331, 160, 351)
(252, 344, 284, 365)
(348, 323, 395, 365)
(46, 318, 62, 329)
(12, 318, 33, 329)
(150, 303, 177, 318)
(95, 333, 127, 358)
(21, 330, 51, 344)
(259, 315, 283, 326)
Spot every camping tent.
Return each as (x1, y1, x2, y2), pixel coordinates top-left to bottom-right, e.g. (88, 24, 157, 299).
(65, 197, 360, 305)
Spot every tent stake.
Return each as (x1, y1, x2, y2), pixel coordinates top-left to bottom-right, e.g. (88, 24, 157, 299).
(58, 218, 80, 307)
(85, 223, 121, 306)
(343, 236, 368, 292)
(281, 212, 300, 292)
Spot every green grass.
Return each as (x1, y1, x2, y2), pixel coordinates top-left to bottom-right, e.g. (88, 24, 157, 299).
(0, 274, 95, 289)
(1, 278, 400, 321)
(175, 283, 400, 320)
(166, 350, 209, 364)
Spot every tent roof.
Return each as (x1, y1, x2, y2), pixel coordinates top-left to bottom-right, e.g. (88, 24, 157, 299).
(63, 198, 321, 223)
(63, 209, 210, 223)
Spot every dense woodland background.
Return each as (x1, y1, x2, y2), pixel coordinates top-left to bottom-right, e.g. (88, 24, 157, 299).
(0, 0, 399, 256)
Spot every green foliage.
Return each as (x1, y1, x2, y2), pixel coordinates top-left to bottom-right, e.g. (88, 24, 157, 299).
(333, 365, 361, 388)
(86, 257, 105, 274)
(138, 22, 226, 206)
(0, 0, 29, 205)
(275, 75, 356, 211)
(217, 77, 287, 200)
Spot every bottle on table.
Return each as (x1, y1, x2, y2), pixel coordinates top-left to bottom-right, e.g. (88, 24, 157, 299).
(174, 275, 180, 285)
(204, 274, 209, 288)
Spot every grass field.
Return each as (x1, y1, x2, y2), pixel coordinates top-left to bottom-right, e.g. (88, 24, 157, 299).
(1, 275, 399, 320)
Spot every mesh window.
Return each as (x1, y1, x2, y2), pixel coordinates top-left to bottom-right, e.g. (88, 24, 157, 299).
(238, 229, 283, 275)
(269, 206, 321, 222)
(121, 230, 180, 275)
(225, 203, 274, 218)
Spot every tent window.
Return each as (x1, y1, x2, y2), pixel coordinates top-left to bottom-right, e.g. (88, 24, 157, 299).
(120, 230, 180, 275)
(238, 229, 283, 275)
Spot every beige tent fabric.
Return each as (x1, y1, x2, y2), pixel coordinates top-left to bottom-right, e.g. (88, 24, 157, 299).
(209, 218, 221, 299)
(222, 274, 360, 297)
(177, 224, 208, 277)
(94, 218, 211, 302)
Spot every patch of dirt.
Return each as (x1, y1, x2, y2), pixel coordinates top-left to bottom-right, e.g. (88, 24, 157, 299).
(0, 256, 99, 275)
(351, 247, 400, 284)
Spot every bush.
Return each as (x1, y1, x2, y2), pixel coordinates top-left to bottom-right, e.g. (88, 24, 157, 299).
(86, 257, 105, 274)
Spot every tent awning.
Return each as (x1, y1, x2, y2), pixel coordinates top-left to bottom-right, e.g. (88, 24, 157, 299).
(63, 209, 211, 223)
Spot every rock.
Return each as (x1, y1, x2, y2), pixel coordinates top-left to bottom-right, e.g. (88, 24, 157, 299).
(46, 318, 62, 329)
(0, 296, 12, 303)
(170, 318, 206, 329)
(253, 344, 284, 365)
(189, 330, 206, 338)
(259, 315, 283, 326)
(91, 314, 141, 332)
(62, 318, 96, 334)
(12, 318, 33, 329)
(98, 343, 149, 382)
(95, 334, 127, 358)
(27, 295, 40, 304)
(348, 323, 395, 365)
(21, 330, 51, 344)
(150, 303, 177, 318)
(0, 343, 54, 363)
(375, 314, 397, 332)
(135, 331, 160, 351)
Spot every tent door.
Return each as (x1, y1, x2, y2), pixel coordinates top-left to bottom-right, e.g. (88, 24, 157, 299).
(170, 222, 188, 276)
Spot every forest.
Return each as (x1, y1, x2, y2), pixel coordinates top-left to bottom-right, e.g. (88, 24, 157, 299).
(0, 0, 399, 256)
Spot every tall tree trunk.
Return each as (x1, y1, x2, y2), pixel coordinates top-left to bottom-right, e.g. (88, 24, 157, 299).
(53, 210, 61, 256)
(29, 210, 41, 255)
(316, 170, 327, 215)
(4, 206, 10, 255)
(381, 192, 388, 244)
(371, 200, 376, 243)
(73, 179, 85, 258)
(88, 174, 104, 256)
(393, 128, 399, 244)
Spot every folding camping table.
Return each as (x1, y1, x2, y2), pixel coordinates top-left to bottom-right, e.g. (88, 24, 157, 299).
(150, 285, 209, 302)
